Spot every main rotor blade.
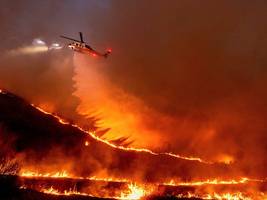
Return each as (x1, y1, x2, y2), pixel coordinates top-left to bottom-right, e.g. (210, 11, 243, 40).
(60, 35, 81, 43)
(79, 32, 84, 43)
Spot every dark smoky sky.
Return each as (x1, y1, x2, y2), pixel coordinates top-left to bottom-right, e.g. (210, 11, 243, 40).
(1, 0, 267, 171)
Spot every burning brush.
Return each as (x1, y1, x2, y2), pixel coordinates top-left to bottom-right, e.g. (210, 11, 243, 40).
(1, 89, 267, 200)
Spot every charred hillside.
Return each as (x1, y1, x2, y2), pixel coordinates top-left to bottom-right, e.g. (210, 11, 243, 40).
(0, 90, 87, 157)
(0, 90, 231, 182)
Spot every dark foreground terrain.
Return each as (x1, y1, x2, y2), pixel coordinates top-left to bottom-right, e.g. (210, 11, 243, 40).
(0, 175, 200, 200)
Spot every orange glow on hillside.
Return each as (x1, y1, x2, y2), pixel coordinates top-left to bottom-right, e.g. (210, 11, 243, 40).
(31, 103, 213, 164)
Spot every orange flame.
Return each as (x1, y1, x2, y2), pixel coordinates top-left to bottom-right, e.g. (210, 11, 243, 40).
(23, 180, 152, 200)
(20, 170, 129, 183)
(177, 192, 252, 200)
(41, 186, 92, 197)
(19, 170, 267, 200)
(119, 183, 153, 200)
(163, 177, 252, 186)
(20, 170, 70, 178)
(19, 170, 267, 187)
(30, 103, 213, 164)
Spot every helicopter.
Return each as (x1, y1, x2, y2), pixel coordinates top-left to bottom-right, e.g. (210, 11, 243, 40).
(60, 32, 111, 58)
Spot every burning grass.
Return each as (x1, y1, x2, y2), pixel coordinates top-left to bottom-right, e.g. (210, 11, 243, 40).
(0, 157, 19, 175)
(1, 89, 267, 200)
(16, 170, 267, 200)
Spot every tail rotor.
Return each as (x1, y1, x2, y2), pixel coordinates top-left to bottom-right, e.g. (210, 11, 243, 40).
(103, 48, 112, 58)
